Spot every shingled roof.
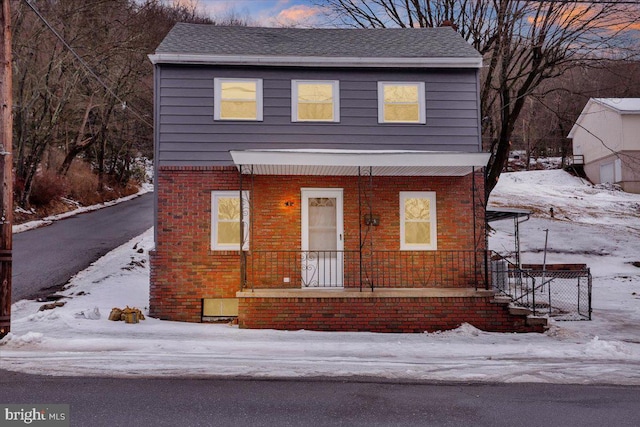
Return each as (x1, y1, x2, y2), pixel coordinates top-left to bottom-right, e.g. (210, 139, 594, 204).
(150, 23, 482, 68)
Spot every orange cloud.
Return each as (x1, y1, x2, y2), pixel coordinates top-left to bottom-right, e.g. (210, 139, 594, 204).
(525, 3, 594, 29)
(601, 8, 640, 32)
(525, 2, 640, 35)
(609, 21, 640, 32)
(274, 5, 326, 27)
(559, 3, 592, 24)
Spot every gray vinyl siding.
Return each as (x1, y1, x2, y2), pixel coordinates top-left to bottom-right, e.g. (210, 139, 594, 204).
(156, 65, 481, 166)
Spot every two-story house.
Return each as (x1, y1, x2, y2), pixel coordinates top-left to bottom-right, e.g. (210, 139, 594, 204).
(149, 24, 543, 332)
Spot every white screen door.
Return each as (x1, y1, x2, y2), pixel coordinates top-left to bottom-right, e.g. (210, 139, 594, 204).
(301, 189, 344, 287)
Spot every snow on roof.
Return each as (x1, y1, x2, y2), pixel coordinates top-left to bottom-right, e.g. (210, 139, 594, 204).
(592, 98, 640, 113)
(568, 97, 640, 138)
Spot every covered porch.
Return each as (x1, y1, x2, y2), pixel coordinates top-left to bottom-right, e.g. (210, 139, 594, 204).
(231, 149, 491, 292)
(222, 149, 548, 332)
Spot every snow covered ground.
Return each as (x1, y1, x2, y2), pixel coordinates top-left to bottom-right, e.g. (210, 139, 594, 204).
(1, 170, 640, 384)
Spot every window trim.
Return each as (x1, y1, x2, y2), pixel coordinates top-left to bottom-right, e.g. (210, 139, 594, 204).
(291, 80, 340, 123)
(399, 191, 437, 251)
(214, 78, 263, 121)
(211, 191, 250, 251)
(377, 81, 426, 124)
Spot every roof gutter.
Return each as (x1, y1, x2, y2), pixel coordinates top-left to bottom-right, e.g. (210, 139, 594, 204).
(148, 53, 483, 69)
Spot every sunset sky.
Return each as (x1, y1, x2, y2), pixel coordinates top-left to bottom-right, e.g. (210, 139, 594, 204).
(197, 0, 331, 27)
(191, 0, 640, 49)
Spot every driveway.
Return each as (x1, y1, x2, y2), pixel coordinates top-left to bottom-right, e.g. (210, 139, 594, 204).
(11, 192, 153, 302)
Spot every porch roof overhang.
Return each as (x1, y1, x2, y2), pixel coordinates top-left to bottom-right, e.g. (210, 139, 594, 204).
(230, 149, 490, 176)
(486, 207, 531, 223)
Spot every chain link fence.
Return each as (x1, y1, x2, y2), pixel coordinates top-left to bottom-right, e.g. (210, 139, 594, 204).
(492, 258, 592, 321)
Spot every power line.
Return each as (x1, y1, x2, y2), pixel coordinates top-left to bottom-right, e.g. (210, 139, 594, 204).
(22, 0, 153, 129)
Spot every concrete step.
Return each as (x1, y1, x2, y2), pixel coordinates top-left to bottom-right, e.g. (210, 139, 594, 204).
(509, 306, 532, 316)
(491, 296, 513, 305)
(526, 316, 548, 327)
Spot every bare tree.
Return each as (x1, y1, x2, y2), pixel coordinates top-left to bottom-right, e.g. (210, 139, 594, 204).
(322, 0, 640, 200)
(12, 0, 84, 206)
(11, 0, 217, 206)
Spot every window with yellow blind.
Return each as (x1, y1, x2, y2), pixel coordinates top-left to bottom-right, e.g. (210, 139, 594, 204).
(214, 78, 263, 121)
(211, 191, 250, 250)
(400, 191, 437, 250)
(378, 82, 425, 124)
(292, 80, 340, 122)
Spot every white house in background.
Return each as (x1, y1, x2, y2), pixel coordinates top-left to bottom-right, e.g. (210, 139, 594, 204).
(569, 98, 640, 194)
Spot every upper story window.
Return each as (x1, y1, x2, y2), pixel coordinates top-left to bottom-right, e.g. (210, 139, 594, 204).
(378, 82, 425, 124)
(292, 80, 340, 122)
(400, 191, 437, 251)
(214, 78, 263, 121)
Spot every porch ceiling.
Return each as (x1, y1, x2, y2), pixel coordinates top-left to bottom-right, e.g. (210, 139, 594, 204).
(230, 149, 491, 176)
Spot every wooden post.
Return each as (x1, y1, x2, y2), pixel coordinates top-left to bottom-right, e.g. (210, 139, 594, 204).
(0, 0, 13, 339)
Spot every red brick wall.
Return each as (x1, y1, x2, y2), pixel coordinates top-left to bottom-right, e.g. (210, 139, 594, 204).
(250, 174, 484, 252)
(150, 167, 487, 321)
(238, 296, 543, 333)
(248, 174, 485, 289)
(150, 166, 242, 321)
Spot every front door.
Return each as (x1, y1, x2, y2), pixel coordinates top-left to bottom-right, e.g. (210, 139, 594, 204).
(301, 188, 344, 288)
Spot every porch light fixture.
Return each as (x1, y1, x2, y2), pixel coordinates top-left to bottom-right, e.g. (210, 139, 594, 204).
(284, 200, 295, 207)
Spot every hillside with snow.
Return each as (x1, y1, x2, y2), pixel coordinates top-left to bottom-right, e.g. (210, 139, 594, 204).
(1, 169, 639, 384)
(489, 170, 640, 342)
(490, 169, 640, 227)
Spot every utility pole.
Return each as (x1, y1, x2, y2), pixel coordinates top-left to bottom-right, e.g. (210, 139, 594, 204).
(0, 0, 12, 339)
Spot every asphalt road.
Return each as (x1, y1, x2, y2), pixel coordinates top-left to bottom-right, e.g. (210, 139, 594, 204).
(1, 372, 639, 426)
(11, 193, 154, 302)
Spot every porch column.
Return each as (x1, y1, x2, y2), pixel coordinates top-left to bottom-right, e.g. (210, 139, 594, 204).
(239, 164, 254, 291)
(368, 166, 374, 291)
(239, 165, 246, 291)
(358, 167, 362, 291)
(358, 166, 375, 291)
